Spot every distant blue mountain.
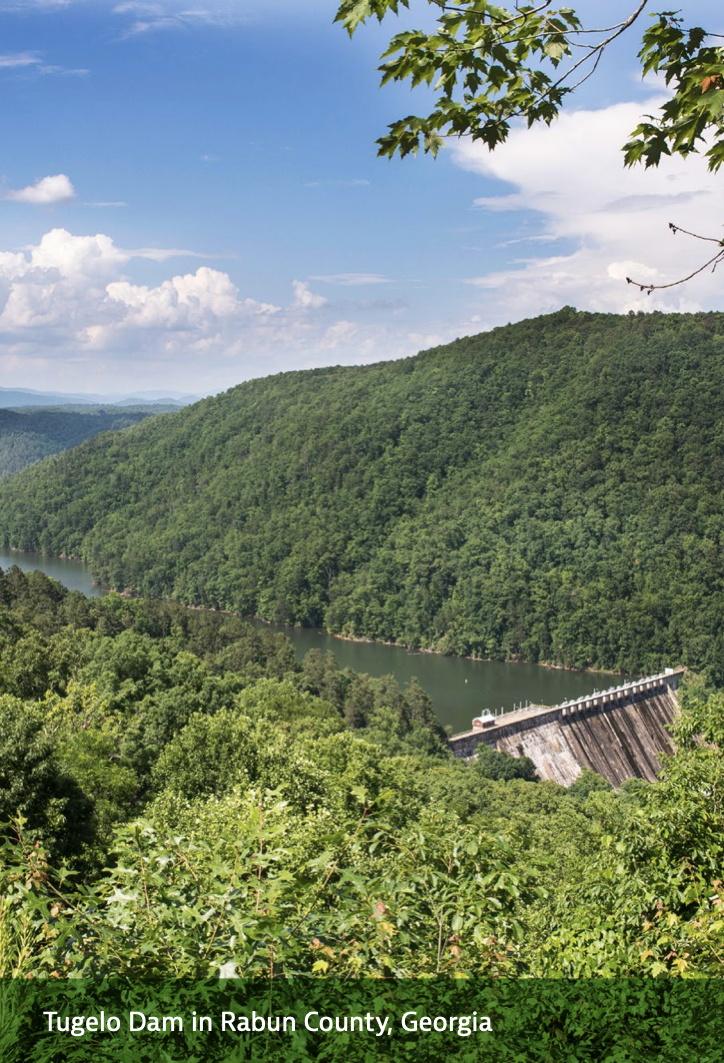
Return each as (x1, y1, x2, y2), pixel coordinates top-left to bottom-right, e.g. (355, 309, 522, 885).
(0, 387, 199, 408)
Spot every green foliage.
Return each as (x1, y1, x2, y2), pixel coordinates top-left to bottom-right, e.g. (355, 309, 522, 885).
(6, 798, 537, 979)
(474, 745, 538, 782)
(1, 566, 724, 984)
(5, 977, 724, 1062)
(0, 405, 174, 481)
(568, 767, 613, 800)
(625, 14, 724, 171)
(6, 311, 724, 672)
(0, 564, 446, 857)
(0, 827, 56, 979)
(57, 728, 138, 857)
(335, 1, 724, 171)
(336, 0, 584, 158)
(0, 697, 92, 858)
(152, 710, 262, 799)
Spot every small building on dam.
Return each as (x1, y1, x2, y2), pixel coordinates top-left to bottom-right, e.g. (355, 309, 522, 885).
(448, 668, 685, 788)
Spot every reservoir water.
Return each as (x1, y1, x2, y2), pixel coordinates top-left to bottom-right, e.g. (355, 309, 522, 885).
(0, 546, 107, 597)
(0, 547, 626, 733)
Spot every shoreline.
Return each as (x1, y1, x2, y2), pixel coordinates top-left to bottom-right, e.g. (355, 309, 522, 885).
(2, 543, 628, 678)
(243, 613, 626, 678)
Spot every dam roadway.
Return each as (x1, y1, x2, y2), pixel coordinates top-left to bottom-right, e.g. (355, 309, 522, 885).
(448, 668, 685, 788)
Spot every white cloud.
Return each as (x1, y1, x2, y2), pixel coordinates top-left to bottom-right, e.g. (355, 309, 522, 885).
(29, 228, 125, 276)
(113, 0, 246, 36)
(451, 98, 724, 319)
(36, 63, 88, 76)
(0, 229, 342, 365)
(304, 179, 370, 189)
(130, 245, 228, 262)
(6, 174, 76, 205)
(290, 280, 328, 310)
(17, 229, 226, 272)
(0, 51, 87, 75)
(113, 1, 160, 10)
(0, 51, 41, 67)
(0, 1, 74, 10)
(0, 227, 485, 393)
(319, 320, 357, 349)
(310, 273, 390, 286)
(106, 267, 258, 328)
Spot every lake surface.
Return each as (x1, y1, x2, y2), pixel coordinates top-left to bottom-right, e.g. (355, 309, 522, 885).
(0, 547, 626, 733)
(0, 546, 107, 597)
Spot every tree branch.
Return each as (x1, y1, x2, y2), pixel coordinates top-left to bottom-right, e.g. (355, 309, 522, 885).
(626, 223, 724, 293)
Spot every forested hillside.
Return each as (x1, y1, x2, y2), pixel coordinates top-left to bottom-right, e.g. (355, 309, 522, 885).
(2, 566, 723, 987)
(2, 308, 724, 674)
(0, 404, 175, 480)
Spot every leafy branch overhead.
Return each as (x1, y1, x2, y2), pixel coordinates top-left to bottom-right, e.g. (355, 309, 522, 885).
(334, 1, 724, 169)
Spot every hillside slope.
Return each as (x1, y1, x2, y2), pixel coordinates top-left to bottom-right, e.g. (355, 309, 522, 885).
(1, 308, 724, 675)
(0, 406, 176, 480)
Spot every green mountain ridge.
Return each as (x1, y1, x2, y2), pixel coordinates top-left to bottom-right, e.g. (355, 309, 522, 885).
(0, 405, 177, 481)
(1, 306, 723, 675)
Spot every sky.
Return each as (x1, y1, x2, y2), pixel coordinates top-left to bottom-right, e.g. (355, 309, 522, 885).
(0, 0, 722, 396)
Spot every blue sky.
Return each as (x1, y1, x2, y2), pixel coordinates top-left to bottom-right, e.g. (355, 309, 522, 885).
(0, 0, 722, 395)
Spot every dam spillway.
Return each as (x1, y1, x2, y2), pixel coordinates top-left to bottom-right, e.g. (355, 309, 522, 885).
(448, 669, 684, 788)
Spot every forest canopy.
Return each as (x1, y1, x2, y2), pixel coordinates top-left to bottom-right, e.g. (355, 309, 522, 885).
(0, 404, 175, 481)
(2, 310, 724, 675)
(1, 566, 723, 989)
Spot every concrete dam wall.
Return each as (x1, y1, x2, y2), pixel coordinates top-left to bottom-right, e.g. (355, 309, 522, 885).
(448, 669, 684, 788)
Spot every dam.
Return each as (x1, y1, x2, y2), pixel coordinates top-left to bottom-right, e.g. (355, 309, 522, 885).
(448, 668, 685, 788)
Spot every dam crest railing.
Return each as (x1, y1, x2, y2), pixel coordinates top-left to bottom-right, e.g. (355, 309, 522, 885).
(453, 666, 685, 741)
